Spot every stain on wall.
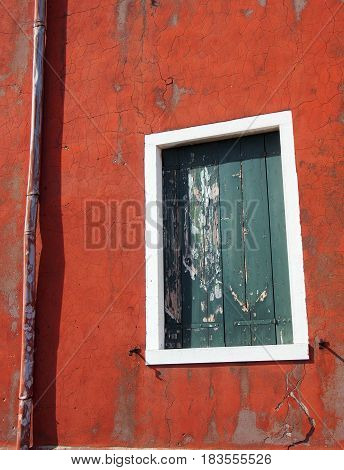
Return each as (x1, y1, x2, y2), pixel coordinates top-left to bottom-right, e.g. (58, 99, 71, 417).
(293, 0, 308, 21)
(112, 361, 138, 444)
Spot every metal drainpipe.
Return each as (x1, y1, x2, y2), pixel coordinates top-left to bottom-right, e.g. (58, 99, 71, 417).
(16, 0, 47, 450)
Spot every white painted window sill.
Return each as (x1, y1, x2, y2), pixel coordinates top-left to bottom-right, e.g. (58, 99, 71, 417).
(145, 343, 309, 365)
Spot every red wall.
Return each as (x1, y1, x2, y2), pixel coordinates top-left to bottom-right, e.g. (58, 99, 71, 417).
(1, 0, 343, 449)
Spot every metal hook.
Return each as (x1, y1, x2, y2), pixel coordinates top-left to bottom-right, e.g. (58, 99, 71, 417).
(129, 346, 141, 356)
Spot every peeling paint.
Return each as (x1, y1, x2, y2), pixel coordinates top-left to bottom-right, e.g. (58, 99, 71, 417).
(229, 285, 249, 312)
(204, 412, 219, 444)
(171, 83, 193, 110)
(256, 288, 267, 303)
(322, 364, 344, 444)
(169, 13, 178, 27)
(233, 410, 266, 444)
(113, 367, 137, 443)
(2, 371, 19, 442)
(177, 433, 193, 446)
(209, 383, 215, 399)
(116, 0, 134, 59)
(241, 9, 254, 17)
(112, 115, 125, 165)
(293, 0, 308, 21)
(112, 83, 122, 93)
(0, 191, 21, 337)
(0, 1, 30, 88)
(288, 391, 316, 448)
(117, 0, 133, 37)
(269, 365, 316, 447)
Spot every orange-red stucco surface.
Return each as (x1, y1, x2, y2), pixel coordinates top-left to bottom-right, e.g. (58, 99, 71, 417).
(0, 0, 343, 449)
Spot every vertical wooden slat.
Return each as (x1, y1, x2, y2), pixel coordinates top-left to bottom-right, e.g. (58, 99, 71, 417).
(204, 164, 225, 347)
(162, 168, 182, 349)
(241, 135, 277, 345)
(219, 141, 250, 346)
(180, 166, 208, 348)
(265, 132, 293, 344)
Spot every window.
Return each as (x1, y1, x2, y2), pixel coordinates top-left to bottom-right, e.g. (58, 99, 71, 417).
(145, 111, 309, 365)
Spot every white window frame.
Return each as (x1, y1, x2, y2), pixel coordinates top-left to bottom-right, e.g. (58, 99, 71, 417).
(144, 110, 309, 365)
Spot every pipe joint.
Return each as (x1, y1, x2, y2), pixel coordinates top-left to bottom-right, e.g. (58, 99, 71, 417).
(18, 394, 33, 401)
(34, 20, 46, 29)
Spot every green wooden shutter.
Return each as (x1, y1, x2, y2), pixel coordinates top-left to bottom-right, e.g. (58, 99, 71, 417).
(265, 132, 293, 344)
(162, 132, 293, 350)
(241, 134, 276, 345)
(163, 145, 226, 349)
(219, 139, 251, 346)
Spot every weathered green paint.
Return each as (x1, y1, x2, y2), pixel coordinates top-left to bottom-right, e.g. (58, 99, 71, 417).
(219, 140, 250, 346)
(265, 132, 293, 344)
(242, 134, 276, 345)
(162, 131, 293, 350)
(204, 164, 225, 347)
(180, 165, 209, 348)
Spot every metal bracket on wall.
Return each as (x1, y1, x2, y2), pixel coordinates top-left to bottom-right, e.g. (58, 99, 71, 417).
(129, 346, 141, 356)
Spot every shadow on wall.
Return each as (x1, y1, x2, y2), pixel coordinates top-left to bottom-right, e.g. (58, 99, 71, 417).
(33, 0, 68, 448)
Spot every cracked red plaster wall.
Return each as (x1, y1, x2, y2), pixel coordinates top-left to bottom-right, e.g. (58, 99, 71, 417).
(0, 0, 343, 449)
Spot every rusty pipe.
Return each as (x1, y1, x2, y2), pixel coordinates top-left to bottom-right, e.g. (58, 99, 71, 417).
(16, 0, 47, 450)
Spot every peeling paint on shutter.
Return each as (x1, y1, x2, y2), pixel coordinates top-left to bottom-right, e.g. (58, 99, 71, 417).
(162, 131, 293, 349)
(204, 163, 225, 347)
(180, 165, 209, 348)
